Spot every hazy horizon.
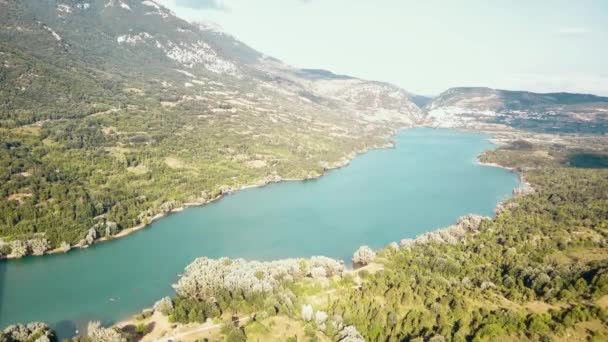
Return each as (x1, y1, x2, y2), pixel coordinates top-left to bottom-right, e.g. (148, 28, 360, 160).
(157, 0, 608, 97)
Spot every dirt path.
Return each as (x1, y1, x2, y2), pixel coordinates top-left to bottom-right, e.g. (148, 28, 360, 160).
(153, 317, 250, 342)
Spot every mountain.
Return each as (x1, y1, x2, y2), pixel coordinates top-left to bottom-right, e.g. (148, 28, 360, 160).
(2, 0, 605, 256)
(0, 0, 423, 126)
(426, 87, 608, 133)
(0, 0, 422, 254)
(196, 22, 426, 123)
(409, 94, 433, 108)
(254, 58, 426, 123)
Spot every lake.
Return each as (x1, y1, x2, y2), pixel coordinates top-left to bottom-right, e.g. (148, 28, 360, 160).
(0, 128, 520, 337)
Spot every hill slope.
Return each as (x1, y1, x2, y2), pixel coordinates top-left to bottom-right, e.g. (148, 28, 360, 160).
(0, 0, 422, 255)
(426, 87, 608, 133)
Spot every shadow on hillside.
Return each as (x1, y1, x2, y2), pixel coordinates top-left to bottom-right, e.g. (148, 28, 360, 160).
(120, 322, 156, 341)
(568, 153, 608, 168)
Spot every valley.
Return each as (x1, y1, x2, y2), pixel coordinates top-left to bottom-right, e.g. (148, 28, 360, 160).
(2, 1, 608, 259)
(1, 1, 608, 341)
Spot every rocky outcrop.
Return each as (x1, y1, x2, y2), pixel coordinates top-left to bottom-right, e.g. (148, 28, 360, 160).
(82, 220, 119, 243)
(84, 228, 98, 245)
(104, 221, 118, 237)
(219, 185, 234, 194)
(1, 322, 56, 342)
(261, 173, 283, 185)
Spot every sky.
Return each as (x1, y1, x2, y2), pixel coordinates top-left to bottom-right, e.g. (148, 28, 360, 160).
(156, 0, 608, 96)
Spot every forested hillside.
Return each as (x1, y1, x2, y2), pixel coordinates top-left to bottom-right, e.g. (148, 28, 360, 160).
(332, 169, 608, 341)
(94, 139, 608, 342)
(0, 0, 423, 256)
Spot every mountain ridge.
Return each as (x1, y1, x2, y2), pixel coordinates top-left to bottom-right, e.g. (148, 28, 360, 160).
(425, 86, 608, 133)
(0, 0, 422, 256)
(1, 0, 607, 256)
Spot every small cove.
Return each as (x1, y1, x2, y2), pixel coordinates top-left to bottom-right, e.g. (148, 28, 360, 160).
(0, 128, 520, 337)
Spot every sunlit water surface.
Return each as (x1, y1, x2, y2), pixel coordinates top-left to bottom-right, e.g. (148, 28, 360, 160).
(0, 128, 520, 338)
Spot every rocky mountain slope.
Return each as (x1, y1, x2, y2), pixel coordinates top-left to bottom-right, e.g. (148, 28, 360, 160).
(0, 0, 423, 254)
(254, 59, 426, 123)
(1, 0, 606, 256)
(0, 0, 423, 127)
(195, 21, 426, 123)
(425, 87, 608, 133)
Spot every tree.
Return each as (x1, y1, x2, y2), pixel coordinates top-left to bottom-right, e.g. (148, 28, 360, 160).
(352, 246, 375, 267)
(226, 327, 246, 342)
(86, 321, 126, 342)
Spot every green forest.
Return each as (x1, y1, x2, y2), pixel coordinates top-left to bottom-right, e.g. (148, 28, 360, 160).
(0, 105, 383, 251)
(98, 141, 608, 342)
(1, 1, 608, 341)
(327, 143, 608, 341)
(0, 0, 395, 255)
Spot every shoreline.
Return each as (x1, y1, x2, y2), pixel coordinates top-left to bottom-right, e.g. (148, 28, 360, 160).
(396, 151, 530, 249)
(476, 158, 534, 196)
(0, 126, 534, 339)
(1, 134, 399, 260)
(1, 126, 525, 261)
(109, 142, 530, 338)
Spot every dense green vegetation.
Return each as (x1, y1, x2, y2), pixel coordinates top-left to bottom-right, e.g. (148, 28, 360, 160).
(0, 105, 385, 250)
(126, 141, 608, 342)
(0, 0, 394, 252)
(3, 1, 608, 340)
(323, 144, 608, 341)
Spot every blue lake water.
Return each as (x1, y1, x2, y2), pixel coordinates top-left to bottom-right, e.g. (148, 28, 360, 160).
(0, 128, 520, 337)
